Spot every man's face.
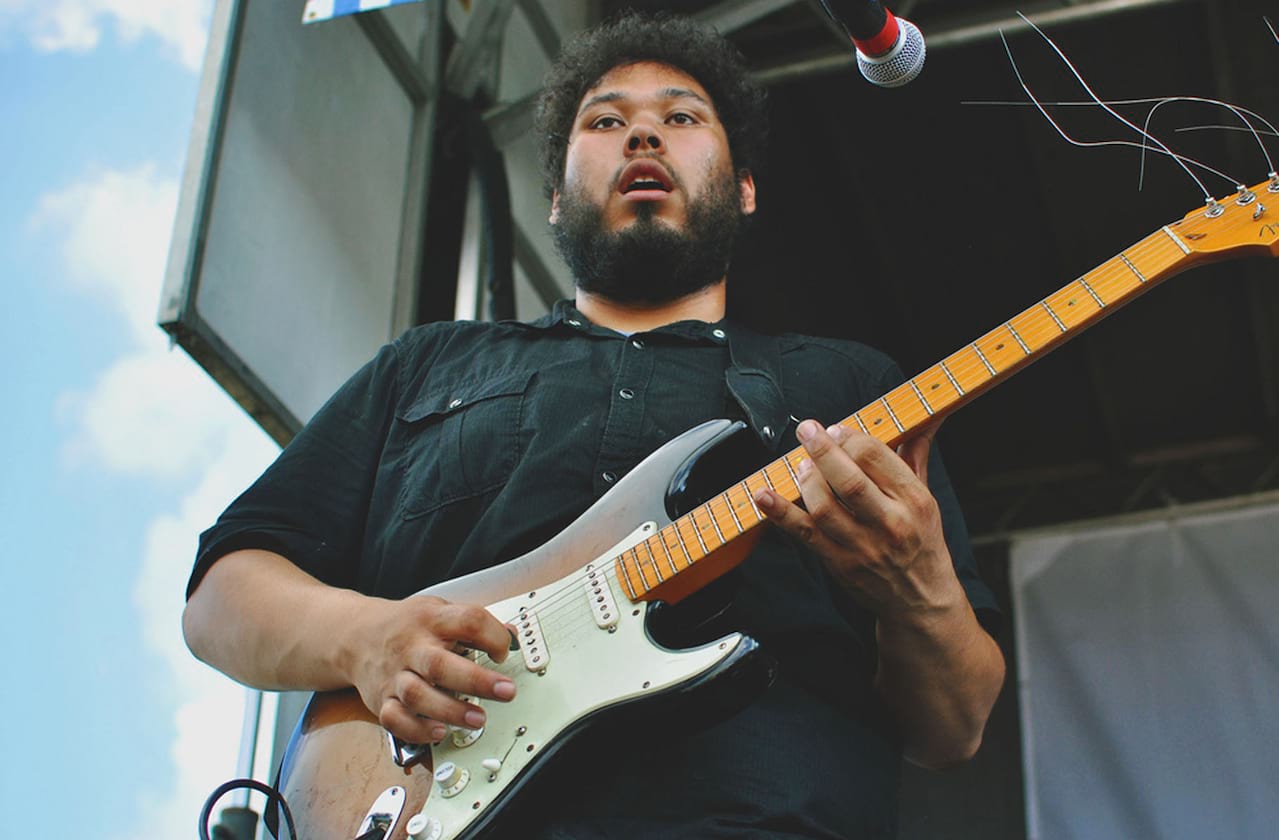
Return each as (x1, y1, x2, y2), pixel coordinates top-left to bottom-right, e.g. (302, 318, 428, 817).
(549, 61, 757, 305)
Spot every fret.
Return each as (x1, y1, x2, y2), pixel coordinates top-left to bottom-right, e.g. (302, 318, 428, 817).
(700, 504, 726, 545)
(722, 491, 744, 532)
(655, 533, 679, 577)
(671, 523, 694, 566)
(944, 349, 989, 394)
(1120, 253, 1147, 283)
(685, 512, 710, 554)
(1161, 225, 1191, 255)
(908, 378, 934, 415)
(1078, 276, 1107, 308)
(637, 546, 663, 583)
(880, 396, 905, 433)
(854, 413, 870, 435)
(939, 361, 965, 396)
(615, 555, 638, 600)
(780, 455, 800, 491)
(1041, 300, 1067, 333)
(1005, 321, 1031, 355)
(740, 480, 764, 521)
(972, 342, 997, 376)
(760, 466, 776, 492)
(631, 548, 654, 589)
(914, 366, 961, 408)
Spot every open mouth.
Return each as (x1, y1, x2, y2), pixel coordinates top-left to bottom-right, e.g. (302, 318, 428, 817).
(619, 161, 674, 194)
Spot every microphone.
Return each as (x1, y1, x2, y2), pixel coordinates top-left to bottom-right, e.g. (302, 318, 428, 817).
(817, 0, 926, 88)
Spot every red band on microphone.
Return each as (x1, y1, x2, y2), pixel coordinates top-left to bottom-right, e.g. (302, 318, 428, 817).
(851, 12, 899, 57)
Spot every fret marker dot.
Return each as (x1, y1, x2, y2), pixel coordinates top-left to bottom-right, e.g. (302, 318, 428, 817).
(1068, 299, 1077, 306)
(996, 343, 1005, 350)
(874, 418, 882, 425)
(930, 383, 939, 390)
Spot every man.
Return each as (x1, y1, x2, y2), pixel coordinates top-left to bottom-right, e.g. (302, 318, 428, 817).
(184, 13, 1004, 838)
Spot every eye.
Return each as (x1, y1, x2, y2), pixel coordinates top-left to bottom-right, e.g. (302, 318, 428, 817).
(590, 115, 623, 130)
(668, 112, 697, 125)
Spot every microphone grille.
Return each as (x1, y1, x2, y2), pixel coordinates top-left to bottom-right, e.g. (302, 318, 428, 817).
(856, 18, 925, 88)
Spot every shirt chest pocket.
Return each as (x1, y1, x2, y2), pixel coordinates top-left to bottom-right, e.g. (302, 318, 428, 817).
(394, 369, 533, 519)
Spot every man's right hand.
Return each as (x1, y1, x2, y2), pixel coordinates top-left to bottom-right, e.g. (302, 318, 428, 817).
(346, 595, 517, 744)
(183, 550, 517, 745)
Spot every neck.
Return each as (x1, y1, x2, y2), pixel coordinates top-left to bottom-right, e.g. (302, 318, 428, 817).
(575, 280, 727, 333)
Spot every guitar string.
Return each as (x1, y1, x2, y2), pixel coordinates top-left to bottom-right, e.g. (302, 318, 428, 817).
(489, 207, 1256, 638)
(475, 205, 1259, 644)
(462, 198, 1263, 651)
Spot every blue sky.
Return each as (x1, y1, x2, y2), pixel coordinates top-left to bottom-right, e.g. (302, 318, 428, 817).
(1, 2, 281, 836)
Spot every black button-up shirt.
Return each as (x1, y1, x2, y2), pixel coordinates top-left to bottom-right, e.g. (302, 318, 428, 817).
(191, 301, 997, 838)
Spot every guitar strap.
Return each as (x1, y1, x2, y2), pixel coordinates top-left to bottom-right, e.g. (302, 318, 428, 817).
(723, 324, 791, 454)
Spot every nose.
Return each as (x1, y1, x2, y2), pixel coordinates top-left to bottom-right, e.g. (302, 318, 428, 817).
(625, 121, 663, 154)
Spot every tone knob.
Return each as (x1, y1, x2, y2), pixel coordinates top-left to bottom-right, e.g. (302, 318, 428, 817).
(433, 761, 471, 798)
(406, 814, 442, 840)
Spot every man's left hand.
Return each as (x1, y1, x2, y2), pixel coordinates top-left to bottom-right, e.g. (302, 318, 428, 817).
(752, 419, 964, 619)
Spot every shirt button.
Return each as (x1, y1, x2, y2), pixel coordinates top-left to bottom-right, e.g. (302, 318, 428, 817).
(447, 399, 462, 409)
(568, 319, 582, 327)
(631, 338, 644, 349)
(602, 471, 617, 483)
(619, 388, 635, 400)
(712, 328, 726, 340)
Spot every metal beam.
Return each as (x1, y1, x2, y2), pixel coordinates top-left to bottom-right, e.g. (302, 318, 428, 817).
(447, 0, 518, 100)
(358, 9, 430, 103)
(516, 0, 562, 59)
(513, 223, 566, 309)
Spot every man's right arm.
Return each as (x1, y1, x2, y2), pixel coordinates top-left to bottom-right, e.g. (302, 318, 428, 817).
(183, 549, 517, 743)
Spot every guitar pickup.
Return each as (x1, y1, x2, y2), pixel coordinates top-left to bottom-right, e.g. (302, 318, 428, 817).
(584, 564, 619, 630)
(516, 609, 549, 671)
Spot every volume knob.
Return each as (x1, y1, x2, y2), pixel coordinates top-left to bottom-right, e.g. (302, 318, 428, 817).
(406, 814, 442, 840)
(433, 761, 471, 798)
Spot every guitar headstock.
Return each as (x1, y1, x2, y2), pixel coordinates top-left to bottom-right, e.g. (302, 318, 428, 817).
(1170, 177, 1279, 259)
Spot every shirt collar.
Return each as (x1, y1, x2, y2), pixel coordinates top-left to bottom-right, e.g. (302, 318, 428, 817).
(521, 299, 731, 345)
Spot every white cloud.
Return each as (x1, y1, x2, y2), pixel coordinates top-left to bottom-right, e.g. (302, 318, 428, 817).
(58, 346, 265, 479)
(117, 417, 278, 840)
(31, 164, 179, 345)
(0, 0, 212, 70)
(36, 159, 284, 838)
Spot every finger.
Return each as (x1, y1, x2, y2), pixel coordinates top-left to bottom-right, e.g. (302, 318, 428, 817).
(823, 422, 926, 504)
(393, 666, 492, 731)
(378, 695, 448, 745)
(752, 483, 846, 559)
(795, 420, 891, 521)
(426, 601, 514, 665)
(410, 643, 516, 706)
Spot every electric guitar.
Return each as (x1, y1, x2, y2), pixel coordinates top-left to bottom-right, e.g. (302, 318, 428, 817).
(273, 180, 1279, 840)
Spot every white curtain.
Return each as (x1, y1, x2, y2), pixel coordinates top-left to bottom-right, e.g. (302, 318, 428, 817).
(1012, 497, 1279, 840)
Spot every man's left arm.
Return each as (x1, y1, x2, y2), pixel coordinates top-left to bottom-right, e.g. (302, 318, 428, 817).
(754, 420, 1005, 768)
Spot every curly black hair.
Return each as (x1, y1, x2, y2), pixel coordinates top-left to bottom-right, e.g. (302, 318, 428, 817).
(534, 11, 768, 199)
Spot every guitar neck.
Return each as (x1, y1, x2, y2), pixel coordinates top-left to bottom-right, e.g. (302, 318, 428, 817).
(613, 223, 1207, 603)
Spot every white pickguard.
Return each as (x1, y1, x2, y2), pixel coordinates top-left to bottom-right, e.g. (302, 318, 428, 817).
(414, 523, 745, 840)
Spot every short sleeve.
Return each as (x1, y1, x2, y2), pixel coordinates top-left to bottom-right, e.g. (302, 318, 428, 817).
(186, 341, 403, 598)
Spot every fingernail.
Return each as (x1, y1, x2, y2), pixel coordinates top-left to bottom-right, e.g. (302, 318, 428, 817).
(465, 709, 486, 728)
(797, 420, 817, 441)
(828, 424, 845, 442)
(797, 458, 812, 478)
(753, 489, 774, 511)
(493, 679, 516, 701)
(430, 724, 448, 742)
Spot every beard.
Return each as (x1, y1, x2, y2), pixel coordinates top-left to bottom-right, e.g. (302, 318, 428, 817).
(550, 165, 747, 306)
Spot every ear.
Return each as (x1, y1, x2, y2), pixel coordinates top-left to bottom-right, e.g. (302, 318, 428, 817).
(549, 190, 561, 224)
(738, 170, 757, 216)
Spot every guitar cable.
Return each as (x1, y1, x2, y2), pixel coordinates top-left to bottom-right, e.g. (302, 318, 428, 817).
(198, 778, 298, 840)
